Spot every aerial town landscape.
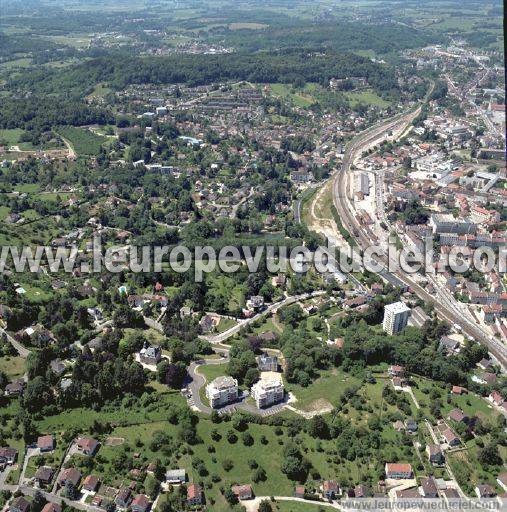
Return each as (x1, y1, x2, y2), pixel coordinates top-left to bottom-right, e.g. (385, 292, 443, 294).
(0, 0, 505, 511)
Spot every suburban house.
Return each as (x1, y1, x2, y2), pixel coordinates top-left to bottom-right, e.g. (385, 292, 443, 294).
(420, 477, 439, 498)
(0, 447, 18, 465)
(41, 503, 61, 512)
(388, 365, 406, 377)
(426, 444, 445, 464)
(10, 497, 30, 512)
(186, 484, 203, 506)
(448, 409, 470, 425)
(37, 435, 55, 452)
(35, 466, 55, 486)
(489, 390, 504, 406)
(165, 469, 186, 484)
(76, 437, 99, 456)
(322, 480, 339, 499)
(82, 475, 100, 492)
(5, 380, 25, 396)
(115, 488, 132, 509)
(354, 485, 370, 498)
(442, 428, 461, 447)
(131, 494, 151, 512)
(257, 353, 279, 372)
(405, 418, 418, 434)
(231, 484, 254, 500)
(475, 484, 497, 498)
(139, 343, 162, 365)
(57, 467, 82, 488)
(385, 463, 413, 479)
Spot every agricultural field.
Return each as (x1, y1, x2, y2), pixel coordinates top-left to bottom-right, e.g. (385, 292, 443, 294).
(344, 89, 391, 108)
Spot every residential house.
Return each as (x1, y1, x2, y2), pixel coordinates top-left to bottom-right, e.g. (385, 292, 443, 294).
(322, 480, 339, 499)
(442, 428, 461, 447)
(426, 444, 445, 464)
(139, 343, 162, 365)
(50, 360, 66, 376)
(76, 437, 99, 456)
(231, 484, 253, 500)
(448, 409, 470, 425)
(131, 494, 150, 512)
(41, 504, 61, 512)
(186, 484, 203, 506)
(388, 365, 406, 378)
(37, 435, 55, 452)
(405, 419, 418, 434)
(385, 463, 413, 479)
(57, 467, 81, 488)
(165, 469, 186, 484)
(420, 477, 439, 498)
(5, 379, 25, 396)
(10, 497, 30, 512)
(82, 475, 100, 492)
(0, 447, 17, 465)
(489, 390, 504, 407)
(35, 466, 55, 486)
(115, 488, 132, 509)
(257, 353, 279, 372)
(475, 484, 496, 498)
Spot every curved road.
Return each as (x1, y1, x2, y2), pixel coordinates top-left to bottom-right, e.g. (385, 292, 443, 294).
(200, 290, 325, 344)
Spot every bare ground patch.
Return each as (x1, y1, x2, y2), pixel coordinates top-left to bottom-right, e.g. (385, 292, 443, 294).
(104, 437, 125, 446)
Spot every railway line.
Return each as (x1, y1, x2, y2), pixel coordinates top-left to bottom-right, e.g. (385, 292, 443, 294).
(331, 98, 507, 369)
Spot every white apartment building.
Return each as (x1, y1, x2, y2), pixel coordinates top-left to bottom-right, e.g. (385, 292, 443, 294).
(251, 376, 284, 408)
(205, 376, 238, 408)
(383, 302, 411, 335)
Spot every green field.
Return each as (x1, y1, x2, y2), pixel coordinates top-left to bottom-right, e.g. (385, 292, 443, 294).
(0, 128, 34, 149)
(0, 356, 26, 379)
(286, 368, 361, 412)
(56, 126, 106, 155)
(269, 83, 316, 107)
(344, 89, 391, 108)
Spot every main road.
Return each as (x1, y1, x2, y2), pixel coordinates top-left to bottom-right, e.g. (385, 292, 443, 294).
(331, 93, 507, 369)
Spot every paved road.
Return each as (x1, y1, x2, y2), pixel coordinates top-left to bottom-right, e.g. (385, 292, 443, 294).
(20, 485, 103, 512)
(330, 86, 507, 369)
(200, 290, 325, 344)
(0, 328, 30, 358)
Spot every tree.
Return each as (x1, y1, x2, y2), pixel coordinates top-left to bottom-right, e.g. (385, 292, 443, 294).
(224, 489, 238, 506)
(32, 491, 46, 512)
(478, 442, 502, 466)
(258, 500, 273, 512)
(308, 415, 329, 439)
(64, 480, 79, 500)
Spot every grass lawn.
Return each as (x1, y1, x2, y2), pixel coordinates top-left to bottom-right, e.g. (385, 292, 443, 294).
(0, 206, 11, 221)
(344, 89, 391, 108)
(56, 126, 106, 156)
(286, 368, 361, 412)
(215, 317, 237, 333)
(0, 356, 25, 379)
(269, 83, 316, 108)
